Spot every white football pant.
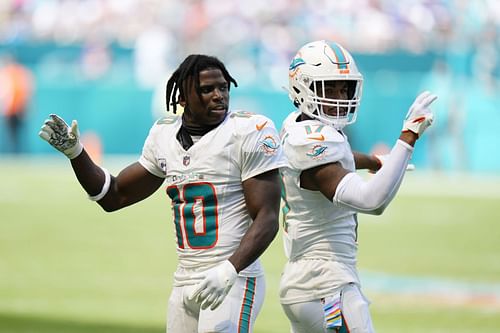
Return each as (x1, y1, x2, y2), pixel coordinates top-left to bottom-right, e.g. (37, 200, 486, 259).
(167, 275, 265, 333)
(281, 283, 375, 333)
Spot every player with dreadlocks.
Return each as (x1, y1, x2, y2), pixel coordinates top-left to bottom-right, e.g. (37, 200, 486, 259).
(166, 54, 238, 114)
(165, 54, 238, 151)
(38, 54, 287, 333)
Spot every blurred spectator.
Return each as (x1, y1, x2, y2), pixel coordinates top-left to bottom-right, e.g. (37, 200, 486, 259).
(422, 59, 466, 171)
(134, 25, 173, 88)
(0, 0, 499, 171)
(0, 0, 498, 83)
(80, 41, 111, 80)
(463, 31, 500, 173)
(0, 53, 33, 153)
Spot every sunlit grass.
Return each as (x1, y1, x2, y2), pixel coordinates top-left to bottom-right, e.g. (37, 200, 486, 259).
(1, 157, 499, 332)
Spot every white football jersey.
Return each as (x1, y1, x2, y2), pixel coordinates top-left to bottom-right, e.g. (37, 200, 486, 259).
(280, 111, 358, 263)
(280, 111, 361, 303)
(139, 110, 287, 286)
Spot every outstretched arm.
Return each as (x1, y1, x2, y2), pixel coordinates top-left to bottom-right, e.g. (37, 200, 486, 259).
(301, 91, 436, 215)
(353, 151, 380, 172)
(301, 133, 417, 215)
(354, 150, 416, 173)
(39, 114, 164, 212)
(70, 150, 164, 212)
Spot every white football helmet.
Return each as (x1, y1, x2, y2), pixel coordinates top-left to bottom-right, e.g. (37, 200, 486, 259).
(288, 40, 363, 129)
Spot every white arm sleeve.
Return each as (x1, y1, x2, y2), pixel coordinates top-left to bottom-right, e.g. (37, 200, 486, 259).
(332, 140, 413, 215)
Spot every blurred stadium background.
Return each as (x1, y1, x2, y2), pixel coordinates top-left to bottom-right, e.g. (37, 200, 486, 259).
(1, 0, 499, 332)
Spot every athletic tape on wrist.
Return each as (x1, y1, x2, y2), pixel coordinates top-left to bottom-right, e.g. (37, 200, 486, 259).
(67, 143, 84, 160)
(88, 168, 111, 201)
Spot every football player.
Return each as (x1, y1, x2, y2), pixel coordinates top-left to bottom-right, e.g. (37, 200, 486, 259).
(39, 54, 287, 333)
(279, 40, 437, 333)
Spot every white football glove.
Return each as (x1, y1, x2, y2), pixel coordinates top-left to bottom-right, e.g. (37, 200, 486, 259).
(39, 114, 83, 159)
(374, 154, 415, 172)
(402, 91, 437, 138)
(189, 260, 238, 311)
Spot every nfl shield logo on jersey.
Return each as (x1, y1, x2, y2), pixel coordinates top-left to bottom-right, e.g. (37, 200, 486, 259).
(158, 158, 167, 174)
(183, 155, 190, 166)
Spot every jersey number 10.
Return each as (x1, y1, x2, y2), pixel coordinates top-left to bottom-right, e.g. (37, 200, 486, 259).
(167, 183, 219, 249)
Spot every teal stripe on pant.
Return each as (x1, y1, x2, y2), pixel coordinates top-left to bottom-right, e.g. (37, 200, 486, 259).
(238, 277, 256, 333)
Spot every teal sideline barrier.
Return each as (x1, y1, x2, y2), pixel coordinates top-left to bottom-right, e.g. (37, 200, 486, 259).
(2, 80, 153, 157)
(1, 44, 499, 172)
(6, 74, 425, 157)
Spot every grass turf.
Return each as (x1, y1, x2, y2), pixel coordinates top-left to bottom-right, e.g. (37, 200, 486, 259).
(1, 157, 499, 332)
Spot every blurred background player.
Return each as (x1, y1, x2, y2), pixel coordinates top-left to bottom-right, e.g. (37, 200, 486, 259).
(0, 53, 33, 154)
(279, 40, 437, 333)
(39, 54, 287, 333)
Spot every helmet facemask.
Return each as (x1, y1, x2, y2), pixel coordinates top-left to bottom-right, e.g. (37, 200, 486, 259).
(304, 78, 362, 129)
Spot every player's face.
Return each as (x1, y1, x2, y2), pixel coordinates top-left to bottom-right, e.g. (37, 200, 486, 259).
(182, 68, 229, 126)
(314, 80, 349, 116)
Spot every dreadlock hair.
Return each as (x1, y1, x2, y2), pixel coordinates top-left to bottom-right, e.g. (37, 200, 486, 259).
(166, 54, 238, 114)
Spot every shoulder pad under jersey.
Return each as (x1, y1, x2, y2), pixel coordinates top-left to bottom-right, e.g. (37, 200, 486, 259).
(228, 110, 277, 135)
(155, 114, 180, 125)
(282, 121, 348, 170)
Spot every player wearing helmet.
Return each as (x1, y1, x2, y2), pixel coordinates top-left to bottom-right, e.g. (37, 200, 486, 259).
(288, 41, 363, 130)
(279, 40, 437, 333)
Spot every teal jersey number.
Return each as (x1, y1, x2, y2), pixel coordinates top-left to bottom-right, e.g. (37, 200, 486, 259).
(304, 124, 325, 134)
(167, 183, 219, 249)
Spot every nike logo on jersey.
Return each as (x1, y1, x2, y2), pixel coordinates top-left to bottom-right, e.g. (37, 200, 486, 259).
(307, 134, 325, 141)
(256, 121, 268, 131)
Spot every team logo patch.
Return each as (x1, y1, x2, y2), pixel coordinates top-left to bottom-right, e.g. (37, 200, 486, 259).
(289, 57, 305, 70)
(289, 57, 305, 78)
(306, 145, 327, 160)
(260, 135, 279, 155)
(158, 158, 167, 174)
(183, 155, 190, 166)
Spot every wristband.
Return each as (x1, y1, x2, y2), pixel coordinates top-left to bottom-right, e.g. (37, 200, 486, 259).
(88, 168, 111, 201)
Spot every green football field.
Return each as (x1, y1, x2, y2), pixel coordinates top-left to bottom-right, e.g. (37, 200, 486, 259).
(1, 157, 499, 333)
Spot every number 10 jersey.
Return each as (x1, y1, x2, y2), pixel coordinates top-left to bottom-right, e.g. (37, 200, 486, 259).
(139, 111, 287, 286)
